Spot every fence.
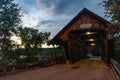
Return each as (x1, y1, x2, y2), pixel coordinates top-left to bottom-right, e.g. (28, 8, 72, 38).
(110, 58, 120, 80)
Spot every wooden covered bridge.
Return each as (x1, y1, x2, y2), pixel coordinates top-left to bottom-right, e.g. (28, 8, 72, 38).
(0, 8, 119, 80)
(48, 8, 114, 65)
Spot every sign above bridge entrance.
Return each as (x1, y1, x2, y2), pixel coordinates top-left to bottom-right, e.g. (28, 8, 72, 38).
(80, 23, 92, 29)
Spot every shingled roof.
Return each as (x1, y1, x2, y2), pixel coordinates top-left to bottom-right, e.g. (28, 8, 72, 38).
(48, 8, 110, 45)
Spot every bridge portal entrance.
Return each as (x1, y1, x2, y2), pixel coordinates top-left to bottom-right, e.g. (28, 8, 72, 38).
(86, 44, 102, 60)
(48, 8, 114, 65)
(68, 29, 106, 63)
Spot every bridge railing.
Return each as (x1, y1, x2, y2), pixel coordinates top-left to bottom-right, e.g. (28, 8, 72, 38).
(110, 58, 120, 80)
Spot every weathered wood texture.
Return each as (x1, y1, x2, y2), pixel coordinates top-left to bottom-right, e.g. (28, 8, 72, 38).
(60, 13, 107, 41)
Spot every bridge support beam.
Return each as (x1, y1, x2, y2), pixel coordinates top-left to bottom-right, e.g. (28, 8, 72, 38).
(107, 38, 115, 61)
(63, 42, 72, 65)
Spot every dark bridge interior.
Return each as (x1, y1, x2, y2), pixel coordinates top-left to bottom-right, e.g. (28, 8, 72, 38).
(66, 29, 112, 64)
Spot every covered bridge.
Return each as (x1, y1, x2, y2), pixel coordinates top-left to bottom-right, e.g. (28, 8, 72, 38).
(48, 8, 114, 64)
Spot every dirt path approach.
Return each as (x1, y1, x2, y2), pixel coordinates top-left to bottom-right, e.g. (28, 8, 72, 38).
(0, 60, 115, 80)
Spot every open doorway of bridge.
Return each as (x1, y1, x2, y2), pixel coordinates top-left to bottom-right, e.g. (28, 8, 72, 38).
(86, 44, 102, 60)
(68, 29, 106, 63)
(48, 8, 114, 65)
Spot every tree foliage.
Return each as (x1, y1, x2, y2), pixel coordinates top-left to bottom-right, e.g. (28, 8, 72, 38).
(19, 27, 50, 62)
(0, 0, 21, 60)
(103, 0, 120, 34)
(19, 27, 50, 48)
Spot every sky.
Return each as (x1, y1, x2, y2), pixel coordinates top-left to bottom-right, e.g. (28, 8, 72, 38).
(14, 0, 107, 39)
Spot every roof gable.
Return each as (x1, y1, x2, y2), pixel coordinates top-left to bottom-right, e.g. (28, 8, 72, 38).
(48, 8, 110, 45)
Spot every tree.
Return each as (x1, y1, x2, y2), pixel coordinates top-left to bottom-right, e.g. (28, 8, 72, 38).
(0, 0, 21, 62)
(19, 27, 34, 62)
(31, 32, 50, 49)
(19, 27, 50, 62)
(103, 0, 120, 63)
(103, 0, 120, 34)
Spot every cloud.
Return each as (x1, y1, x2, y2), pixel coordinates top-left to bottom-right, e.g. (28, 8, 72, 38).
(15, 0, 38, 13)
(15, 0, 106, 39)
(36, 0, 85, 15)
(36, 0, 105, 17)
(35, 0, 106, 37)
(21, 13, 39, 28)
(37, 17, 71, 38)
(39, 20, 54, 26)
(16, 0, 72, 38)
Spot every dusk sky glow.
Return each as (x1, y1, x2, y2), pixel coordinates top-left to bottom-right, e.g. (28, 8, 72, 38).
(14, 0, 107, 39)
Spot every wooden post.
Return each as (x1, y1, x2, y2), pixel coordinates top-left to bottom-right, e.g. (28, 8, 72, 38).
(66, 40, 72, 65)
(53, 45, 57, 64)
(101, 42, 105, 61)
(63, 42, 71, 65)
(107, 34, 115, 59)
(105, 39, 109, 64)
